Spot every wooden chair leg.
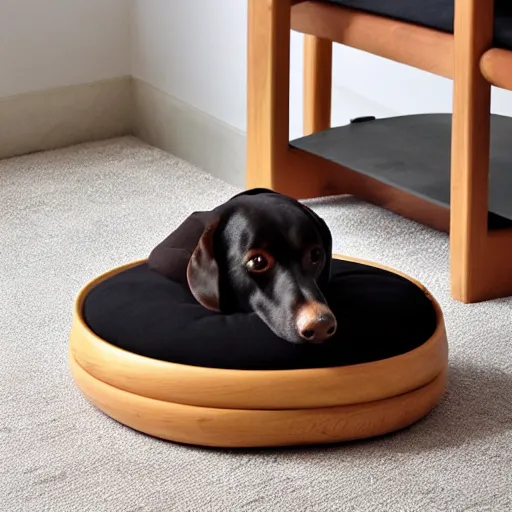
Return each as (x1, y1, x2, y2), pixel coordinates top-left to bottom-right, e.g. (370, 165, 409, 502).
(303, 35, 332, 135)
(449, 0, 494, 303)
(246, 0, 291, 191)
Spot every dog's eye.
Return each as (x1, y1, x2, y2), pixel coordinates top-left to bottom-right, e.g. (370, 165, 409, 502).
(246, 254, 271, 273)
(310, 247, 323, 265)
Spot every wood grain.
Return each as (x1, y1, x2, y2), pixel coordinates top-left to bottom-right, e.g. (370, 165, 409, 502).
(480, 48, 512, 91)
(70, 256, 447, 411)
(246, 0, 291, 190)
(449, 0, 494, 303)
(292, 2, 454, 79)
(70, 353, 447, 448)
(476, 228, 512, 301)
(303, 35, 332, 135)
(284, 147, 452, 232)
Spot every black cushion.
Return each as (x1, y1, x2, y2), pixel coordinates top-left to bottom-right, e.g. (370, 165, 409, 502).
(83, 259, 437, 371)
(324, 0, 512, 50)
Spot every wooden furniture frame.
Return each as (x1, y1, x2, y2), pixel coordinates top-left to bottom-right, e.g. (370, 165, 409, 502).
(246, 0, 512, 303)
(70, 256, 447, 448)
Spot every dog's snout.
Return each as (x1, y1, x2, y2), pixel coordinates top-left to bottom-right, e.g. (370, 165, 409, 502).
(296, 302, 337, 343)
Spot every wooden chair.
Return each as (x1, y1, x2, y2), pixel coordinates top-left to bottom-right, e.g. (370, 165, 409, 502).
(246, 0, 512, 303)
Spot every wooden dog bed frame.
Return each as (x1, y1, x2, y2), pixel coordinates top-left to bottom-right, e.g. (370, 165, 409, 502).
(246, 0, 512, 304)
(69, 256, 448, 448)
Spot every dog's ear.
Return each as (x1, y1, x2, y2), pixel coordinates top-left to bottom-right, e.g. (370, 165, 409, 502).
(186, 218, 221, 311)
(300, 204, 333, 287)
(148, 211, 221, 311)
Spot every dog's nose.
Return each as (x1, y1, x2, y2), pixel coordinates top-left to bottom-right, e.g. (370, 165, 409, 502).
(296, 303, 337, 343)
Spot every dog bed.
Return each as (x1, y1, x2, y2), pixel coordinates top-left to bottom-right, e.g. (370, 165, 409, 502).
(69, 255, 448, 448)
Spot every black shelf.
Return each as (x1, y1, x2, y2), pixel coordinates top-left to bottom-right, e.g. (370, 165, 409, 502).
(290, 114, 512, 229)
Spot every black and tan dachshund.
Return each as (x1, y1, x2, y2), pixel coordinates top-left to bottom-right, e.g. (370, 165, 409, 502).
(148, 188, 337, 344)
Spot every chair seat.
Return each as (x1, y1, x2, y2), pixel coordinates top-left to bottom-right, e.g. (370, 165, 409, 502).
(324, 0, 512, 50)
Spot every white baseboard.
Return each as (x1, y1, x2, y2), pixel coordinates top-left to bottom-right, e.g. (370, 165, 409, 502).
(0, 74, 404, 189)
(0, 77, 133, 160)
(133, 78, 246, 188)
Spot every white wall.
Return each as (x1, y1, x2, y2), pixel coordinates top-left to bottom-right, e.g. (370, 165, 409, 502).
(3, 0, 511, 141)
(131, 0, 247, 132)
(0, 0, 130, 98)
(131, 0, 512, 139)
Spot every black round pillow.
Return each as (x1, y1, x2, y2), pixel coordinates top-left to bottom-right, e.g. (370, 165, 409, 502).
(83, 259, 437, 371)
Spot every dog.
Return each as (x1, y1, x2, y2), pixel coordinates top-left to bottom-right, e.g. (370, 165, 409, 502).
(148, 188, 337, 344)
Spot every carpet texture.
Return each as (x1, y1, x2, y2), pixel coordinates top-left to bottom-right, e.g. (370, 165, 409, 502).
(1, 137, 511, 511)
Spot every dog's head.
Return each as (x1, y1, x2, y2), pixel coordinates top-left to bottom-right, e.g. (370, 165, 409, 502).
(148, 188, 336, 344)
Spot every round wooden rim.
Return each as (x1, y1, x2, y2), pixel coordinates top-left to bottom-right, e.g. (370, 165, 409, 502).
(70, 255, 448, 410)
(70, 353, 447, 448)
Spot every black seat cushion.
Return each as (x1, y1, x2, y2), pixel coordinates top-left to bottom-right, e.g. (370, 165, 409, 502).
(324, 0, 512, 50)
(83, 259, 437, 371)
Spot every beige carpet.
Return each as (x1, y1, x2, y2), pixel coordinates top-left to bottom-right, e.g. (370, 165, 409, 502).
(1, 136, 511, 511)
